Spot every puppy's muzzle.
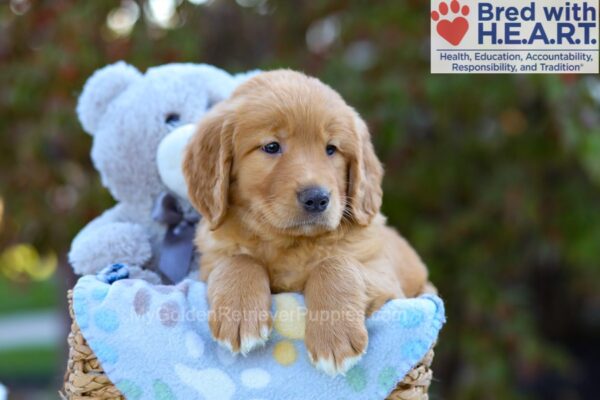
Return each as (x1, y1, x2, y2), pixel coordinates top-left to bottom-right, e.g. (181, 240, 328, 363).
(297, 187, 330, 213)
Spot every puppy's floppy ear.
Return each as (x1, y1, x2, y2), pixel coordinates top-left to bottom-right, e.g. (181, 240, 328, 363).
(183, 104, 234, 230)
(347, 114, 384, 226)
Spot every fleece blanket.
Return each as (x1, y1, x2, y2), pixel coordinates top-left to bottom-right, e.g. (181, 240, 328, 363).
(73, 275, 445, 400)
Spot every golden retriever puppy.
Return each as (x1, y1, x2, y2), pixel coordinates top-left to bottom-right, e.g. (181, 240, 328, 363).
(183, 70, 428, 375)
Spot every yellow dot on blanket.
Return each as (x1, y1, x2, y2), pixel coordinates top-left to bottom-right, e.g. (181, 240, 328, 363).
(273, 294, 306, 339)
(273, 340, 297, 366)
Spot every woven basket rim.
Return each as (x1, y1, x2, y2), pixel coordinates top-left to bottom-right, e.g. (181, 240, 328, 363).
(62, 285, 437, 400)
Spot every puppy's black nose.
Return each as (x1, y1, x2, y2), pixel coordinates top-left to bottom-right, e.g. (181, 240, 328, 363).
(297, 187, 330, 213)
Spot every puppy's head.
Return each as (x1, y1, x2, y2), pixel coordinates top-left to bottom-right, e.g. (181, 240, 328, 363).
(183, 70, 383, 236)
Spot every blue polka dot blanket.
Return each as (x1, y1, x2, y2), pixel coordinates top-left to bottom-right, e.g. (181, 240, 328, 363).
(73, 275, 445, 400)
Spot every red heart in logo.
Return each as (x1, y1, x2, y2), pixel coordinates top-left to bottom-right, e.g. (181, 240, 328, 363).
(436, 17, 468, 46)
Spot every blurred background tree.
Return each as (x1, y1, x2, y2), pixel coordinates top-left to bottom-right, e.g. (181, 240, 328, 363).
(0, 0, 599, 399)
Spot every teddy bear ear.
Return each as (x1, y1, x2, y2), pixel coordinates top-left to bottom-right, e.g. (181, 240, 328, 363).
(76, 61, 142, 135)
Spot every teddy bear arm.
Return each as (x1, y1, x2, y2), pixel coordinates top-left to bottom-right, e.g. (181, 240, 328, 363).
(68, 218, 153, 276)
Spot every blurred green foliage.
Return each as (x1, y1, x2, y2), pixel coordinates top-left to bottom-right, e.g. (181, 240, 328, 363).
(0, 0, 599, 398)
(0, 346, 59, 378)
(0, 275, 59, 314)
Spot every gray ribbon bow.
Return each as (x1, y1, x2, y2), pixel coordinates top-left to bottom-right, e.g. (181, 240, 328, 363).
(152, 192, 200, 284)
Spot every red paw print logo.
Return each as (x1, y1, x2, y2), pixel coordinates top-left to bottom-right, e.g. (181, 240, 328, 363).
(431, 0, 470, 46)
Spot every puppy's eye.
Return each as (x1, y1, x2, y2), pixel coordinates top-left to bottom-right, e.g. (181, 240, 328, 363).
(326, 144, 337, 156)
(165, 113, 181, 126)
(262, 142, 282, 154)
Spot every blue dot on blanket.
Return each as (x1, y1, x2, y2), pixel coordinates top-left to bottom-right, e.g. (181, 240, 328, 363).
(398, 307, 425, 329)
(91, 286, 109, 301)
(94, 308, 120, 332)
(401, 339, 428, 360)
(90, 340, 119, 364)
(73, 298, 89, 329)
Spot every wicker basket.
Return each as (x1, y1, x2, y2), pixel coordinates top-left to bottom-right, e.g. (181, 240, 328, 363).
(62, 289, 436, 400)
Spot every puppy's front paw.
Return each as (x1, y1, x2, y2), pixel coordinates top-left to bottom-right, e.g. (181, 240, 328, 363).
(209, 292, 272, 355)
(305, 318, 368, 376)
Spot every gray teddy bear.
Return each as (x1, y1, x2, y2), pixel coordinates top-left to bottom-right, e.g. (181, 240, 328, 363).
(69, 61, 254, 283)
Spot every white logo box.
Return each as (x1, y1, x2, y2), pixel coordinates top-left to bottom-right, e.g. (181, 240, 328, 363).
(431, 0, 599, 73)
